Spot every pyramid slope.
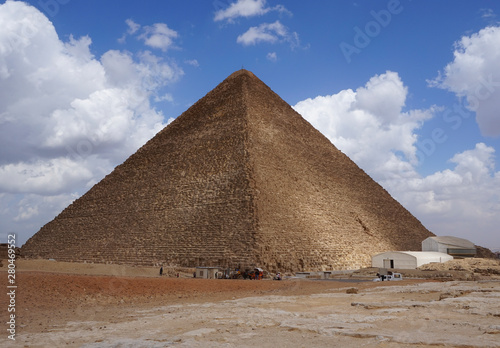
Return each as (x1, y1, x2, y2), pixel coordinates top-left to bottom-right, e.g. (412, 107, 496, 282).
(23, 70, 259, 268)
(22, 70, 434, 271)
(241, 71, 433, 270)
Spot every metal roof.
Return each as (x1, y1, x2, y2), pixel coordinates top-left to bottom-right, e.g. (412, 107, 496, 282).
(374, 251, 452, 258)
(425, 236, 475, 249)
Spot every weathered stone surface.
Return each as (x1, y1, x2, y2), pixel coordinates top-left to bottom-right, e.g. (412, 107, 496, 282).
(21, 70, 434, 271)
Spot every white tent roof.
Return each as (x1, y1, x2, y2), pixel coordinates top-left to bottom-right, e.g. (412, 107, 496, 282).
(377, 251, 452, 259)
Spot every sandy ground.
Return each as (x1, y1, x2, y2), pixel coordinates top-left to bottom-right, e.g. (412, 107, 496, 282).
(1, 260, 500, 347)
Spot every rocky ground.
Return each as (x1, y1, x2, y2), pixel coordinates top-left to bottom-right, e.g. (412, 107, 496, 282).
(1, 259, 500, 347)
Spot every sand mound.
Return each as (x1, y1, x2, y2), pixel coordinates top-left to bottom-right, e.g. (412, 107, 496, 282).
(418, 258, 500, 278)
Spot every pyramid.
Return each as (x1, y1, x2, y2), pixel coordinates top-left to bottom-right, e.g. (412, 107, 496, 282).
(21, 70, 434, 271)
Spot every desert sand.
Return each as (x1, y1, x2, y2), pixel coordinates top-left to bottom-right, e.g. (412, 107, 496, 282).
(1, 260, 500, 347)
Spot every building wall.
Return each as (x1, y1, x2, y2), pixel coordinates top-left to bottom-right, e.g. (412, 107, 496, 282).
(422, 237, 476, 256)
(422, 238, 442, 252)
(372, 252, 417, 269)
(196, 268, 219, 279)
(372, 252, 453, 269)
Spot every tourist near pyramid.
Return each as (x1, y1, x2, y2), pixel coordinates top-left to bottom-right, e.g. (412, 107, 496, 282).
(22, 70, 434, 272)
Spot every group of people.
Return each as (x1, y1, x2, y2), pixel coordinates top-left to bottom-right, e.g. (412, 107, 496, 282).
(241, 269, 263, 280)
(376, 270, 393, 281)
(161, 266, 281, 280)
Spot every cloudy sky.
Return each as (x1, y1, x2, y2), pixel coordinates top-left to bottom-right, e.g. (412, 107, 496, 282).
(1, 0, 499, 250)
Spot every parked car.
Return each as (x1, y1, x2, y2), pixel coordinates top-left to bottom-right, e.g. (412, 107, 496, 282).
(373, 272, 403, 282)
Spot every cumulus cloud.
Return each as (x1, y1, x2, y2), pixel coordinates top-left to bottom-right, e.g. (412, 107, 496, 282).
(0, 1, 182, 243)
(214, 0, 289, 22)
(429, 26, 500, 136)
(138, 23, 179, 51)
(388, 143, 500, 247)
(354, 72, 408, 123)
(294, 71, 431, 179)
(118, 20, 179, 52)
(294, 71, 500, 247)
(237, 20, 299, 48)
(0, 158, 93, 195)
(118, 19, 141, 43)
(215, 1, 297, 50)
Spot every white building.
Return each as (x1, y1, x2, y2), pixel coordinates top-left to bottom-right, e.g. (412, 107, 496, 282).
(422, 236, 476, 257)
(195, 266, 220, 279)
(371, 251, 453, 269)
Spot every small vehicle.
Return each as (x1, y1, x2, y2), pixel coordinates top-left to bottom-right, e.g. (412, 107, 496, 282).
(373, 272, 403, 282)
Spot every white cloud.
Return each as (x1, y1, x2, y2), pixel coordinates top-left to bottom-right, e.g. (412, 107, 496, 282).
(429, 26, 500, 136)
(125, 19, 140, 34)
(0, 157, 93, 195)
(0, 1, 182, 244)
(154, 93, 174, 103)
(3, 193, 77, 235)
(388, 143, 500, 246)
(237, 20, 299, 47)
(479, 8, 496, 19)
(237, 21, 284, 45)
(294, 71, 431, 179)
(118, 19, 141, 43)
(294, 71, 500, 247)
(14, 204, 38, 222)
(266, 52, 277, 62)
(118, 19, 179, 52)
(214, 0, 289, 22)
(354, 71, 407, 123)
(215, 0, 267, 21)
(138, 23, 178, 51)
(185, 59, 199, 67)
(135, 51, 184, 90)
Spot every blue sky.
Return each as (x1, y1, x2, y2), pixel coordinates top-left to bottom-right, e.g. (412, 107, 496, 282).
(1, 0, 499, 251)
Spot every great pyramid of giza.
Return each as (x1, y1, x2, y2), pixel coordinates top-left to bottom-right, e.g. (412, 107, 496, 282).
(21, 70, 434, 271)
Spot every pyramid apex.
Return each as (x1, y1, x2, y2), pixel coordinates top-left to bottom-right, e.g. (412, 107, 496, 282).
(227, 69, 256, 80)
